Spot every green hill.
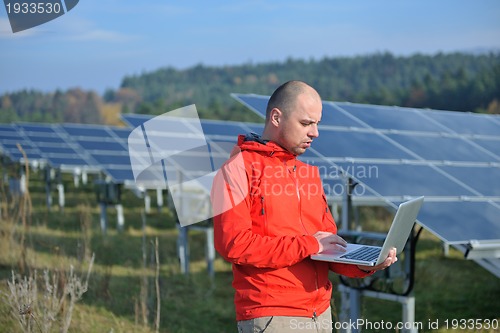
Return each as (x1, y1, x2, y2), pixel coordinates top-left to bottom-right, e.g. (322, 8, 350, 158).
(1, 52, 499, 124)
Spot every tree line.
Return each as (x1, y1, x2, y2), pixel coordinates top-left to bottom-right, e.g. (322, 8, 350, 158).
(1, 52, 499, 124)
(0, 88, 103, 124)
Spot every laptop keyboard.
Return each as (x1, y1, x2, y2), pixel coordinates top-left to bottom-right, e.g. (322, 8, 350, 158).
(340, 246, 381, 262)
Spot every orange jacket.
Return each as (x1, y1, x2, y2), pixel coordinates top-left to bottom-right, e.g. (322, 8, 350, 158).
(212, 134, 370, 321)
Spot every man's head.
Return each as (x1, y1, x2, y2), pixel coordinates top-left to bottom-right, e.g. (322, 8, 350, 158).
(262, 80, 322, 155)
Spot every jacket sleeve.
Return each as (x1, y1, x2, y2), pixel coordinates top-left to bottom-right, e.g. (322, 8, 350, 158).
(329, 262, 375, 278)
(211, 156, 319, 269)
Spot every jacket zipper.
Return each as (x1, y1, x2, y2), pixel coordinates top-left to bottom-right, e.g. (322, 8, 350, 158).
(261, 196, 268, 235)
(288, 162, 308, 236)
(289, 161, 320, 317)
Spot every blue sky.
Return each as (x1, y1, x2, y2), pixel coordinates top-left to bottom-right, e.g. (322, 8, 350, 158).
(1, 0, 499, 95)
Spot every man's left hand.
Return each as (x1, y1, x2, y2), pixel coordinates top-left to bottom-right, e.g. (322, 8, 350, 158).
(357, 247, 398, 273)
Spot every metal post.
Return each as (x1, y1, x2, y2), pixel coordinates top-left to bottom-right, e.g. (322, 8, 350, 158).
(403, 295, 417, 333)
(144, 193, 151, 214)
(156, 188, 163, 213)
(45, 181, 52, 209)
(340, 175, 364, 332)
(57, 183, 65, 210)
(20, 173, 26, 194)
(206, 226, 215, 278)
(443, 242, 450, 257)
(99, 202, 107, 235)
(116, 204, 124, 231)
(55, 170, 64, 211)
(73, 168, 80, 188)
(339, 285, 352, 333)
(341, 175, 350, 233)
(177, 224, 189, 274)
(349, 289, 361, 333)
(45, 167, 52, 210)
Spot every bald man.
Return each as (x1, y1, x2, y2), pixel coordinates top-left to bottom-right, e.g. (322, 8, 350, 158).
(212, 81, 397, 332)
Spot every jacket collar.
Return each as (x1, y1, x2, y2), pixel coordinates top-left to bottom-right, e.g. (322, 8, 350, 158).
(235, 133, 296, 160)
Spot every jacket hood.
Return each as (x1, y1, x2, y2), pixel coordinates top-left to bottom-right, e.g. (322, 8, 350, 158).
(232, 133, 295, 159)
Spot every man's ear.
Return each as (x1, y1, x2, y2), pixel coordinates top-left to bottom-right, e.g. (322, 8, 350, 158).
(270, 108, 282, 127)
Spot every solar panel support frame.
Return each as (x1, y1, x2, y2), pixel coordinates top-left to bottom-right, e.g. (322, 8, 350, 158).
(94, 180, 124, 235)
(465, 240, 500, 260)
(338, 176, 418, 333)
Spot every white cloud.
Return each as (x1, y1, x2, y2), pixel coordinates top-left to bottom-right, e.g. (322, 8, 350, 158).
(69, 29, 136, 42)
(0, 15, 138, 42)
(49, 16, 141, 42)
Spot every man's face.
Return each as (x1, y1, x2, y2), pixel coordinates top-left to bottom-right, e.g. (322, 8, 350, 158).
(276, 93, 322, 155)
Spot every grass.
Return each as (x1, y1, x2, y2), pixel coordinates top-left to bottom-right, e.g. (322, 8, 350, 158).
(0, 168, 499, 332)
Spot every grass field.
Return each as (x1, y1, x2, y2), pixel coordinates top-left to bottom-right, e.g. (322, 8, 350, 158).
(0, 168, 499, 333)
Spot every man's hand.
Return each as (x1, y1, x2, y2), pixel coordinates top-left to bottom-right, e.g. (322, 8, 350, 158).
(357, 247, 398, 273)
(313, 231, 347, 253)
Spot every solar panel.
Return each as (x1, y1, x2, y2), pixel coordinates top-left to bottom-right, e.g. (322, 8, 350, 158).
(335, 103, 444, 132)
(418, 201, 500, 243)
(440, 165, 500, 197)
(0, 122, 142, 183)
(18, 124, 56, 133)
(471, 137, 500, 156)
(57, 124, 133, 182)
(110, 128, 131, 140)
(37, 146, 79, 155)
(121, 114, 243, 178)
(243, 123, 265, 136)
(0, 124, 17, 133)
(421, 109, 500, 136)
(316, 129, 414, 160)
(333, 162, 477, 198)
(25, 134, 65, 144)
(385, 133, 499, 163)
(232, 93, 500, 258)
(92, 154, 131, 165)
(321, 102, 367, 128)
(104, 167, 135, 183)
(120, 114, 152, 128)
(48, 156, 90, 167)
(201, 120, 249, 138)
(230, 94, 268, 119)
(14, 123, 96, 169)
(62, 125, 114, 138)
(0, 124, 45, 165)
(77, 140, 126, 152)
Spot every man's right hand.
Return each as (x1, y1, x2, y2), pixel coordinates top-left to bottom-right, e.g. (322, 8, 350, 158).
(313, 231, 347, 253)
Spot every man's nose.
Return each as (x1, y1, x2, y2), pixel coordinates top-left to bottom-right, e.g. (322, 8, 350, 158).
(308, 124, 319, 138)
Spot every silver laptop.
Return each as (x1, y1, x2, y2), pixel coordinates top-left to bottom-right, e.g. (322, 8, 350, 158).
(311, 196, 424, 266)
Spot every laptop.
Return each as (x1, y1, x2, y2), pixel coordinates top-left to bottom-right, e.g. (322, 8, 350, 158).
(310, 196, 424, 266)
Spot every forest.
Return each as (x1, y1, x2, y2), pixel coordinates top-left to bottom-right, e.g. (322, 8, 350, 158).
(1, 52, 499, 124)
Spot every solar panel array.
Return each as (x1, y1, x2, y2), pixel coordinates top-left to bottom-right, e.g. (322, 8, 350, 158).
(121, 113, 264, 226)
(2, 98, 499, 263)
(121, 113, 262, 184)
(0, 122, 134, 181)
(0, 116, 263, 187)
(232, 94, 500, 248)
(60, 123, 133, 182)
(0, 123, 44, 165)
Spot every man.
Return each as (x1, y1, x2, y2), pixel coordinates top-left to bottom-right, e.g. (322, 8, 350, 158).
(211, 81, 397, 332)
